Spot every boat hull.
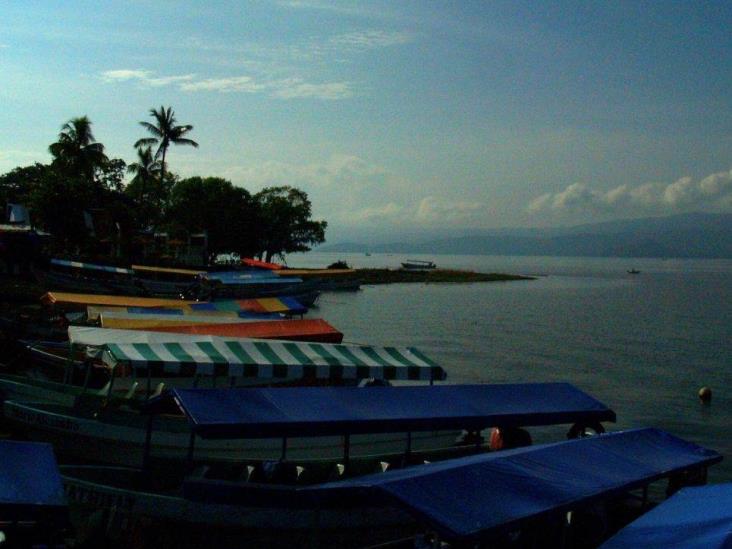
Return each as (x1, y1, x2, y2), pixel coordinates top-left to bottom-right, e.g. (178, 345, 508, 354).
(62, 465, 414, 548)
(2, 400, 462, 466)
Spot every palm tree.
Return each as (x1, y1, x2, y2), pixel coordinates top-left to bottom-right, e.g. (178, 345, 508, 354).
(127, 146, 161, 194)
(49, 116, 108, 181)
(126, 146, 164, 228)
(134, 106, 198, 183)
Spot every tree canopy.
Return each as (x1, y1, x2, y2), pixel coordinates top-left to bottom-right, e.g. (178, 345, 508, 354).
(254, 186, 327, 261)
(1, 110, 328, 264)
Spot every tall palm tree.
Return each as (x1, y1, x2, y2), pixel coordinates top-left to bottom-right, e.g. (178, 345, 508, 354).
(134, 106, 198, 183)
(49, 116, 108, 181)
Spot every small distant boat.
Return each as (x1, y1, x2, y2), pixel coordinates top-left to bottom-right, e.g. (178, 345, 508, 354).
(627, 269, 641, 274)
(401, 259, 436, 270)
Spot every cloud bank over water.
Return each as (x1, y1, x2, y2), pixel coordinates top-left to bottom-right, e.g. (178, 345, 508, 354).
(529, 169, 732, 218)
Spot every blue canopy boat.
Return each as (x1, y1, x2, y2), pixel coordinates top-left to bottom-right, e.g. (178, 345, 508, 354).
(0, 440, 68, 546)
(58, 382, 628, 546)
(600, 482, 732, 548)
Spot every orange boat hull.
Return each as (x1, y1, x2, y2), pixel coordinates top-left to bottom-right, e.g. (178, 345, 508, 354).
(142, 319, 344, 344)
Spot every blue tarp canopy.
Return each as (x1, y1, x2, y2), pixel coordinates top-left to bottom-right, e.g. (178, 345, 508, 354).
(600, 482, 732, 549)
(165, 383, 615, 439)
(0, 440, 67, 521)
(183, 429, 721, 542)
(205, 271, 301, 285)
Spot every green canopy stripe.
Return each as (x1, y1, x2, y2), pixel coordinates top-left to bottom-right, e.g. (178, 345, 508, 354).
(252, 341, 287, 365)
(330, 345, 368, 367)
(359, 346, 389, 366)
(382, 347, 421, 368)
(308, 343, 342, 366)
(282, 342, 315, 366)
(407, 347, 441, 368)
(223, 341, 257, 365)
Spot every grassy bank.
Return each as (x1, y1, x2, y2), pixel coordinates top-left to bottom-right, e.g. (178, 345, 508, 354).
(354, 268, 533, 284)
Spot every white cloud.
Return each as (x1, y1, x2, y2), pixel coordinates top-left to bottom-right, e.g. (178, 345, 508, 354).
(416, 196, 484, 224)
(349, 202, 403, 222)
(101, 69, 195, 87)
(329, 30, 412, 50)
(220, 154, 388, 190)
(101, 69, 352, 100)
(528, 169, 732, 216)
(272, 79, 352, 100)
(180, 76, 265, 93)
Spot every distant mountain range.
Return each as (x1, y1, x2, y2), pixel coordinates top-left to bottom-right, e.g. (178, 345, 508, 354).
(318, 213, 732, 259)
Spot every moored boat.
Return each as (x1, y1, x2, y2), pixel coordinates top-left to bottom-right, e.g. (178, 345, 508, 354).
(56, 388, 717, 548)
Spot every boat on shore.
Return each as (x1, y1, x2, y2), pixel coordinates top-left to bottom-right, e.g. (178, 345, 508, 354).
(56, 387, 717, 547)
(401, 259, 436, 270)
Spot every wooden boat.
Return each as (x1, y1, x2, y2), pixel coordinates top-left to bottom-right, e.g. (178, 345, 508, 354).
(124, 318, 345, 344)
(0, 440, 69, 547)
(97, 310, 344, 343)
(56, 387, 716, 547)
(41, 292, 309, 315)
(3, 382, 613, 468)
(2, 330, 449, 464)
(2, 326, 439, 407)
(35, 259, 146, 296)
(401, 259, 436, 270)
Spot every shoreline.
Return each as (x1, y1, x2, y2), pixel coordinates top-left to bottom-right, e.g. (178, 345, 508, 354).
(353, 268, 534, 284)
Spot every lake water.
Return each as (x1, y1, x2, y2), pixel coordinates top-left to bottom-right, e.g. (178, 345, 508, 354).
(289, 252, 732, 481)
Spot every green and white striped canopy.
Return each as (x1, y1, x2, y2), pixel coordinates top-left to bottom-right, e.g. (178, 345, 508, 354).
(101, 337, 445, 381)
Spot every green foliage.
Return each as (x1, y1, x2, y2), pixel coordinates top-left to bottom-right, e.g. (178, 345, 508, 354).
(135, 106, 198, 184)
(1, 110, 329, 264)
(166, 177, 260, 261)
(254, 186, 327, 261)
(48, 116, 108, 183)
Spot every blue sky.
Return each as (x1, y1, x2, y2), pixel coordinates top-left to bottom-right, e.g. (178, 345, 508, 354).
(1, 1, 731, 242)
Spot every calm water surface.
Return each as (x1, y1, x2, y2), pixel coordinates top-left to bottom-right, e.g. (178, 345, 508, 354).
(290, 252, 732, 481)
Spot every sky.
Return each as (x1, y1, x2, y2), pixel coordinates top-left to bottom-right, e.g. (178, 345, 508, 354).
(1, 1, 732, 242)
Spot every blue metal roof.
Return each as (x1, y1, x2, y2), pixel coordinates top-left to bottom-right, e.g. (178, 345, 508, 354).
(167, 382, 615, 439)
(601, 482, 732, 549)
(0, 440, 67, 519)
(182, 428, 720, 542)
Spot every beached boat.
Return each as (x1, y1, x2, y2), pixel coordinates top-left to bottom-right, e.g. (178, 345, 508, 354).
(2, 330, 449, 464)
(42, 291, 309, 316)
(99, 312, 344, 343)
(35, 259, 146, 295)
(131, 264, 206, 297)
(1, 325, 439, 407)
(401, 259, 436, 270)
(0, 440, 69, 547)
(57, 388, 716, 547)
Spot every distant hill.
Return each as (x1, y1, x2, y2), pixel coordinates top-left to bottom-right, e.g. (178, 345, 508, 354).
(318, 213, 732, 259)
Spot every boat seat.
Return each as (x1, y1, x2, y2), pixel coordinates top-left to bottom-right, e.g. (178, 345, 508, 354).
(123, 381, 139, 400)
(247, 461, 304, 484)
(149, 382, 165, 399)
(95, 381, 111, 396)
(344, 459, 390, 478)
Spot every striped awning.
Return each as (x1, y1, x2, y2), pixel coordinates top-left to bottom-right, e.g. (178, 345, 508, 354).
(101, 338, 445, 381)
